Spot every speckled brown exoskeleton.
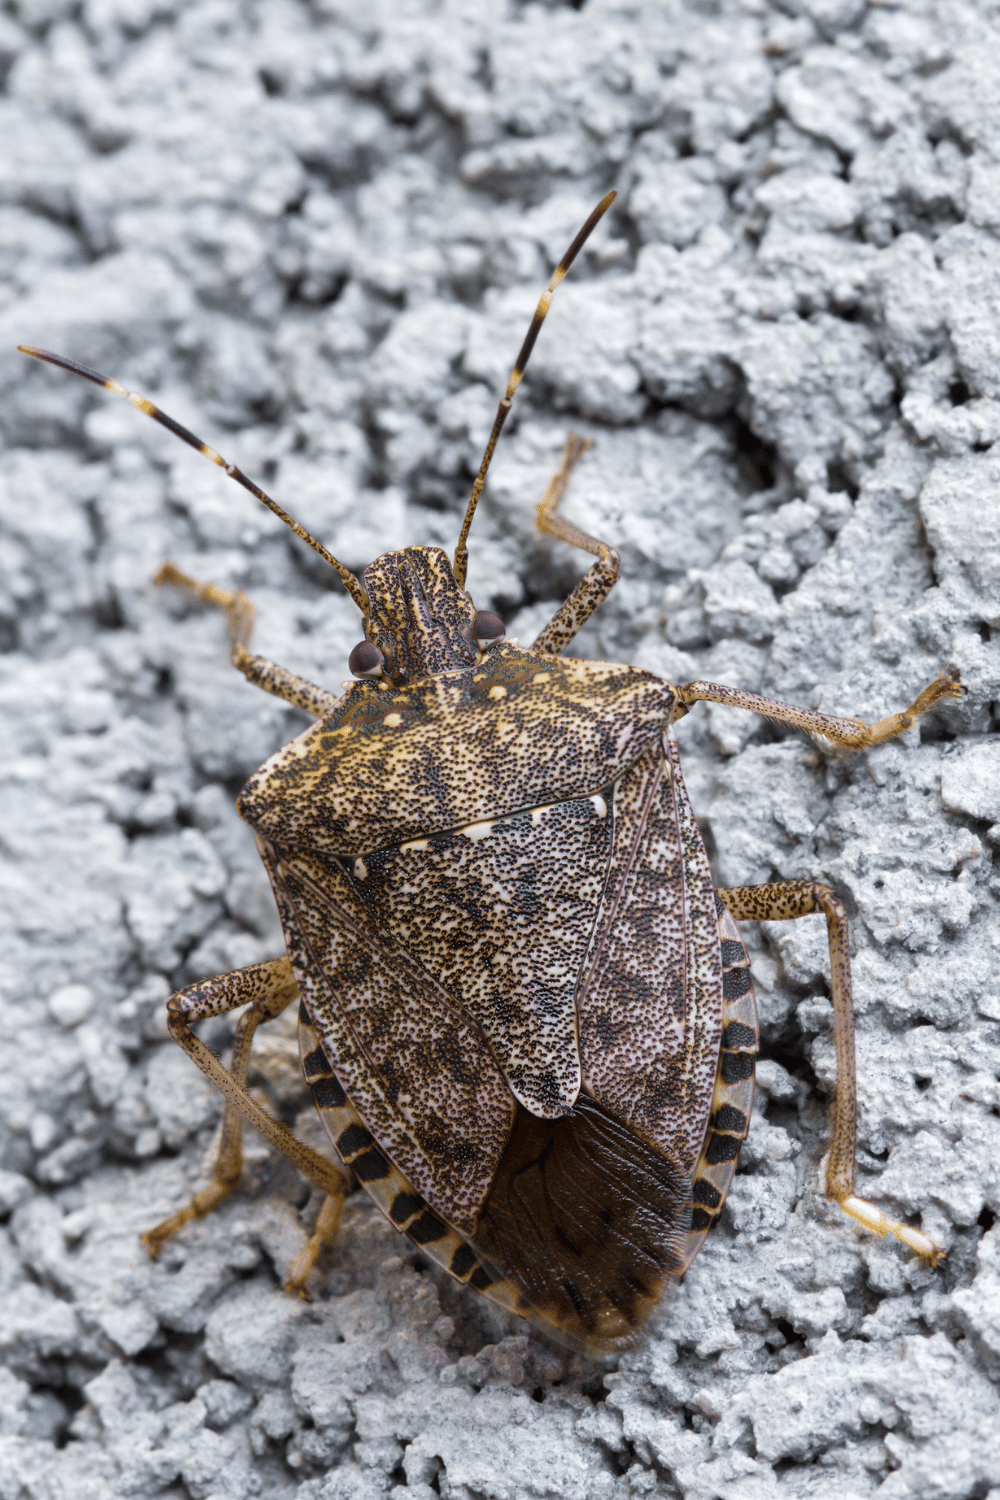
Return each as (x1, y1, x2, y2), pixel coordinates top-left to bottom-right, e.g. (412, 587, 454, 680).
(19, 192, 961, 1355)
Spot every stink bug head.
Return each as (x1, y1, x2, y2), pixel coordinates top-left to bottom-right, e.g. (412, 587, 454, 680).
(361, 546, 478, 683)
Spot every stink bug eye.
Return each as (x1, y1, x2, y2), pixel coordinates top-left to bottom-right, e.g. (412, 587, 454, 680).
(472, 610, 505, 648)
(348, 640, 385, 678)
(20, 189, 959, 1356)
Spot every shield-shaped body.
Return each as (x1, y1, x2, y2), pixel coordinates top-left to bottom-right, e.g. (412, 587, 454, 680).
(23, 189, 948, 1358)
(240, 640, 758, 1353)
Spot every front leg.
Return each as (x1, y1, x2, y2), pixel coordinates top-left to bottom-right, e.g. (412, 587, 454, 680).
(531, 436, 620, 657)
(718, 880, 942, 1265)
(155, 562, 339, 718)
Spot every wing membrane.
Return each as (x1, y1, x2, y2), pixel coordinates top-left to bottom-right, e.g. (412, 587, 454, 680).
(472, 1093, 690, 1351)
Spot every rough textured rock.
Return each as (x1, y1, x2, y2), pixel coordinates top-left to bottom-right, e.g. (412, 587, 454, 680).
(1, 0, 999, 1496)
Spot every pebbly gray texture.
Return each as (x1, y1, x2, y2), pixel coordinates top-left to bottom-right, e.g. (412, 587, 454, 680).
(0, 0, 999, 1494)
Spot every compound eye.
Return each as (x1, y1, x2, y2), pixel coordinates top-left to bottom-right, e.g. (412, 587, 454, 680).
(348, 641, 385, 679)
(472, 610, 505, 648)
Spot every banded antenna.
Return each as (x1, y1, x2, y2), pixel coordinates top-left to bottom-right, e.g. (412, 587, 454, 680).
(453, 189, 617, 589)
(16, 345, 369, 614)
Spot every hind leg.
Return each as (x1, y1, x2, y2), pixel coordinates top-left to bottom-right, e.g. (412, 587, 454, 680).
(142, 956, 350, 1292)
(718, 881, 941, 1265)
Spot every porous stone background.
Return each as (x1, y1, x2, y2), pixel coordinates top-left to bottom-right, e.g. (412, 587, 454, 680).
(1, 0, 999, 1494)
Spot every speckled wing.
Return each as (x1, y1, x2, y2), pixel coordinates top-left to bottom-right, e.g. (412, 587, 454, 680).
(260, 837, 516, 1235)
(578, 731, 723, 1176)
(350, 792, 614, 1118)
(266, 824, 690, 1353)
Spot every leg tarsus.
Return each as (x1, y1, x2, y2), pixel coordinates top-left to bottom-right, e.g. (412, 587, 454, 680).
(143, 957, 296, 1256)
(142, 1176, 240, 1259)
(535, 435, 597, 555)
(155, 561, 338, 718)
(862, 667, 963, 748)
(143, 957, 349, 1260)
(154, 561, 255, 656)
(284, 1188, 350, 1298)
(835, 1193, 944, 1267)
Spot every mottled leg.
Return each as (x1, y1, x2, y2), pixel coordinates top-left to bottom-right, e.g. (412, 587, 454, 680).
(285, 1191, 347, 1297)
(142, 956, 350, 1291)
(531, 435, 620, 657)
(155, 562, 339, 718)
(717, 881, 942, 1265)
(677, 671, 961, 750)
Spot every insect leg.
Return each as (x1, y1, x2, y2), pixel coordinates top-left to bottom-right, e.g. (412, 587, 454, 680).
(155, 562, 339, 717)
(142, 955, 350, 1289)
(531, 435, 620, 656)
(676, 670, 962, 749)
(717, 881, 943, 1267)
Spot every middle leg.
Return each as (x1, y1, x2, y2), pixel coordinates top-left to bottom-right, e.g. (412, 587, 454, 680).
(677, 671, 961, 750)
(718, 880, 942, 1264)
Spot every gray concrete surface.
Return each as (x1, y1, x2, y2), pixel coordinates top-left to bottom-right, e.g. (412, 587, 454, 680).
(1, 0, 999, 1495)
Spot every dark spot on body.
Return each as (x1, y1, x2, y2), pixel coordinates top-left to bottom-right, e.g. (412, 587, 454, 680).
(303, 1046, 329, 1078)
(337, 1123, 374, 1159)
(390, 1192, 423, 1225)
(721, 1022, 756, 1050)
(705, 1132, 741, 1164)
(723, 966, 753, 1000)
(408, 1210, 448, 1244)
(451, 1243, 478, 1278)
(352, 1147, 391, 1181)
(312, 1074, 346, 1108)
(721, 1050, 755, 1084)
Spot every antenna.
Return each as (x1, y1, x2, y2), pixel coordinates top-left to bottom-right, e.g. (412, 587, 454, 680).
(452, 189, 616, 589)
(17, 345, 369, 614)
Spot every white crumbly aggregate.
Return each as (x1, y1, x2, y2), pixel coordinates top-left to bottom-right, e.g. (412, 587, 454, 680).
(1, 0, 999, 1495)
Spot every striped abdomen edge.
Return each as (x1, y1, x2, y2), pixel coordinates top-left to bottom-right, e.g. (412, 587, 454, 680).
(297, 1004, 529, 1321)
(679, 895, 759, 1272)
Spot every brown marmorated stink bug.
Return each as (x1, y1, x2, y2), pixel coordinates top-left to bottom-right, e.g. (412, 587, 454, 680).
(20, 192, 961, 1355)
